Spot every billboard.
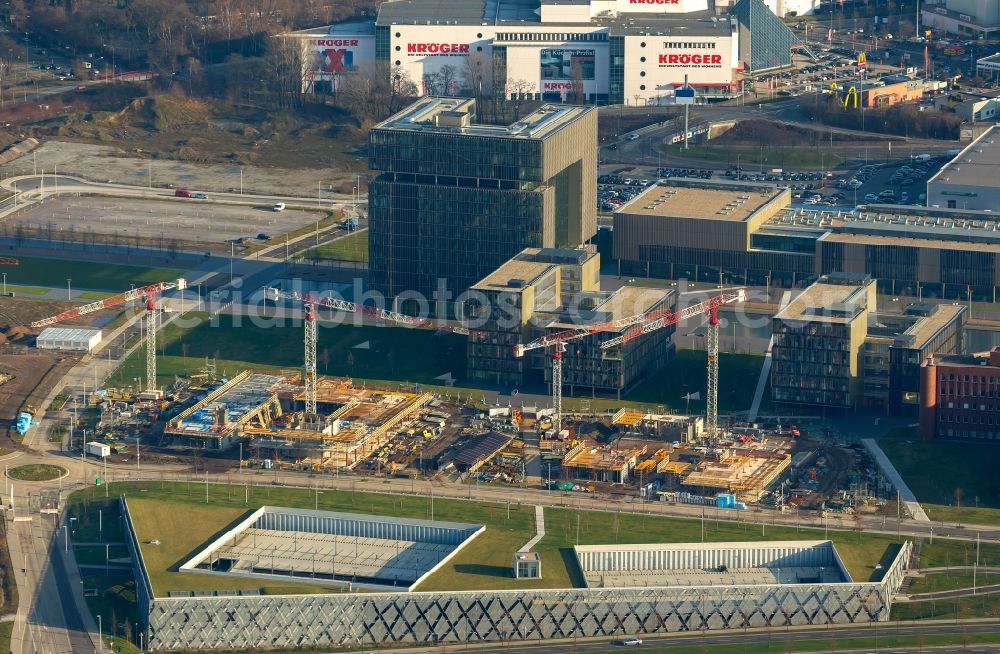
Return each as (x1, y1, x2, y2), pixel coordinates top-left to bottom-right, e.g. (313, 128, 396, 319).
(306, 36, 374, 79)
(540, 49, 596, 80)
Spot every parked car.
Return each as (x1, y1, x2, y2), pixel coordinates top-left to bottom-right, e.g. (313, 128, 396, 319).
(272, 202, 286, 211)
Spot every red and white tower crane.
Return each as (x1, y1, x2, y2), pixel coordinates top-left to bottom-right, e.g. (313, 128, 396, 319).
(31, 278, 188, 395)
(266, 288, 468, 416)
(514, 289, 745, 438)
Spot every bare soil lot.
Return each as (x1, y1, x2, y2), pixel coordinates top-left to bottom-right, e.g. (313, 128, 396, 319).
(1, 93, 369, 197)
(8, 195, 323, 249)
(0, 352, 71, 448)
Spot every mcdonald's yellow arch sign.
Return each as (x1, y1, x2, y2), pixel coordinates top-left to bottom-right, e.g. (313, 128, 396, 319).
(843, 86, 859, 109)
(857, 52, 867, 68)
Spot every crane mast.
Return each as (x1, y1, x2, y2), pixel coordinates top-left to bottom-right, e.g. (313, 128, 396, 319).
(514, 289, 745, 440)
(30, 278, 187, 395)
(266, 288, 468, 416)
(706, 304, 720, 440)
(304, 303, 318, 416)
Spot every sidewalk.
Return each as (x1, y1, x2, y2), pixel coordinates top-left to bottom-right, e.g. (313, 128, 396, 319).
(862, 438, 930, 523)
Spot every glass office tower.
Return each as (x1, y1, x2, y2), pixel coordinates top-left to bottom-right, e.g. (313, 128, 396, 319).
(368, 98, 597, 311)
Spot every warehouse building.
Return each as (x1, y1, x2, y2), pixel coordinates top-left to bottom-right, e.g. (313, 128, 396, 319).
(927, 125, 1000, 212)
(282, 0, 805, 104)
(368, 98, 597, 309)
(35, 327, 102, 352)
(920, 347, 1000, 441)
(921, 0, 1000, 39)
(614, 179, 1000, 303)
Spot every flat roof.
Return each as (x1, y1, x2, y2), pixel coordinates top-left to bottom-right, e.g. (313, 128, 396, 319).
(472, 247, 597, 292)
(817, 230, 1000, 253)
(617, 180, 782, 221)
(373, 97, 592, 140)
(546, 286, 672, 329)
(376, 0, 732, 33)
(178, 506, 484, 593)
(928, 124, 1000, 189)
(472, 259, 556, 293)
(896, 303, 966, 350)
(774, 279, 872, 325)
(284, 19, 376, 36)
(37, 326, 101, 340)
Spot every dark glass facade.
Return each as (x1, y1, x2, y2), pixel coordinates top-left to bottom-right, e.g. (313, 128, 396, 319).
(609, 37, 625, 105)
(731, 0, 806, 73)
(368, 100, 597, 307)
(369, 178, 548, 303)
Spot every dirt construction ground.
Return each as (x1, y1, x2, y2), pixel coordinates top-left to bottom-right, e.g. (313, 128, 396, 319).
(0, 352, 71, 449)
(0, 141, 359, 198)
(8, 195, 325, 247)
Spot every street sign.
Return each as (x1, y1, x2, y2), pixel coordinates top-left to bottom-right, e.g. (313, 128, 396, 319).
(675, 84, 696, 105)
(95, 477, 103, 486)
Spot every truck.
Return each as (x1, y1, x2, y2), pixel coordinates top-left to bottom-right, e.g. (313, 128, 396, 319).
(86, 441, 111, 458)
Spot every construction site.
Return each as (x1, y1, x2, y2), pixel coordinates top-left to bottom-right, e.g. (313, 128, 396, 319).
(0, 255, 900, 517)
(164, 371, 460, 471)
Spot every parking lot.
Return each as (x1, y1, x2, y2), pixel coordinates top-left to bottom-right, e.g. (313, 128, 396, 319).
(9, 196, 321, 247)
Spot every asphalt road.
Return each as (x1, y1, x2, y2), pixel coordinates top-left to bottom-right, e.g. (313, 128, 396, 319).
(469, 622, 1000, 654)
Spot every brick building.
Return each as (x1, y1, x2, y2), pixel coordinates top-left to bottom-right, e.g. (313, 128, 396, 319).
(920, 347, 1000, 441)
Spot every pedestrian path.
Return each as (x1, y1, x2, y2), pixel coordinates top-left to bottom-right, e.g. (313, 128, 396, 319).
(519, 506, 546, 552)
(861, 438, 930, 522)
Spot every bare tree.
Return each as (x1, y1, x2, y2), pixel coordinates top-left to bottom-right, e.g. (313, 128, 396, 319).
(337, 62, 417, 120)
(263, 36, 303, 109)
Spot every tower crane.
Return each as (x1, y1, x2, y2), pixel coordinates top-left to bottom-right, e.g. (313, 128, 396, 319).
(513, 289, 745, 439)
(31, 278, 188, 395)
(265, 288, 468, 416)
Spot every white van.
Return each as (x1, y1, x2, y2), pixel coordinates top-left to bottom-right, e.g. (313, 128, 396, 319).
(272, 202, 285, 212)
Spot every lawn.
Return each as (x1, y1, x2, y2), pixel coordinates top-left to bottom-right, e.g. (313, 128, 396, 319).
(7, 464, 66, 481)
(106, 312, 468, 388)
(4, 284, 50, 295)
(659, 144, 844, 169)
(68, 481, 909, 597)
(299, 229, 368, 263)
(108, 307, 760, 413)
(907, 571, 1000, 595)
(878, 427, 1000, 525)
(626, 350, 766, 413)
(0, 256, 182, 291)
(892, 594, 1000, 621)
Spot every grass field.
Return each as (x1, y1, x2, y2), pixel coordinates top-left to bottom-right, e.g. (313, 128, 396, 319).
(68, 481, 914, 598)
(4, 284, 50, 296)
(107, 312, 468, 388)
(892, 594, 1000, 621)
(7, 464, 66, 481)
(0, 257, 182, 291)
(659, 144, 844, 169)
(907, 572, 1000, 595)
(626, 350, 765, 413)
(299, 229, 368, 263)
(878, 428, 1000, 526)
